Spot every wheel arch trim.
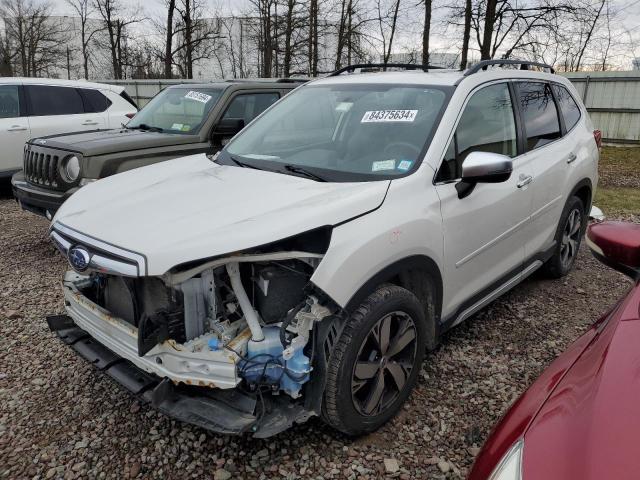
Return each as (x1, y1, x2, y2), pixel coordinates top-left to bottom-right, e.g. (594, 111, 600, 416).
(342, 255, 443, 349)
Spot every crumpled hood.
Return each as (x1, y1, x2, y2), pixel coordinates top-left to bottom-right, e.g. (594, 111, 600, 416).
(53, 154, 389, 275)
(34, 129, 197, 156)
(522, 309, 640, 480)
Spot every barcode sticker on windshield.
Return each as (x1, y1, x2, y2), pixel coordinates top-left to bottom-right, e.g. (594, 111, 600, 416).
(361, 110, 418, 123)
(185, 91, 212, 103)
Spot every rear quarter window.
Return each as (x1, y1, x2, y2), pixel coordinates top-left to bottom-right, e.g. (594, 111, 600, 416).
(552, 84, 581, 132)
(80, 89, 112, 113)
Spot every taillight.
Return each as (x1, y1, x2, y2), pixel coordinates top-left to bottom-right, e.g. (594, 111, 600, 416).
(593, 129, 602, 149)
(125, 112, 136, 119)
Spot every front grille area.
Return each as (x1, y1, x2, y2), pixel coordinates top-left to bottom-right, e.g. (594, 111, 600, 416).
(23, 144, 66, 190)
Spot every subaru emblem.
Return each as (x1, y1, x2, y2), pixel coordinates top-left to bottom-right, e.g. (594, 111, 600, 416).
(68, 246, 91, 272)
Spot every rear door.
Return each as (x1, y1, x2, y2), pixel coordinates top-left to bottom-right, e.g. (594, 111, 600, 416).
(513, 81, 568, 258)
(25, 84, 107, 139)
(0, 83, 30, 174)
(435, 81, 534, 318)
(78, 88, 113, 127)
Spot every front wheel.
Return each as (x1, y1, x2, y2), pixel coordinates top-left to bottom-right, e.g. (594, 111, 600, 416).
(321, 285, 427, 435)
(542, 196, 585, 278)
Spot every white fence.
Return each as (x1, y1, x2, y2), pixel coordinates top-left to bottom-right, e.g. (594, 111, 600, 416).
(104, 71, 640, 145)
(562, 71, 640, 145)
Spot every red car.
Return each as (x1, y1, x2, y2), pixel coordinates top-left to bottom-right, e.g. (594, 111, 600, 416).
(468, 220, 640, 480)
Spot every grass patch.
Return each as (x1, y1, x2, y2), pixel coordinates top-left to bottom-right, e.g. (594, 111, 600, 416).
(595, 187, 640, 216)
(596, 147, 640, 218)
(599, 147, 640, 188)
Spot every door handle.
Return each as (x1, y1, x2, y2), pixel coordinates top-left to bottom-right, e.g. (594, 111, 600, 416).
(82, 120, 99, 125)
(7, 125, 27, 132)
(566, 153, 577, 164)
(517, 174, 533, 188)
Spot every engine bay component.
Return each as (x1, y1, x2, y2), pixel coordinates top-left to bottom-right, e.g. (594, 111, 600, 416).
(137, 308, 184, 357)
(254, 264, 308, 324)
(176, 269, 215, 340)
(226, 262, 264, 342)
(241, 326, 311, 398)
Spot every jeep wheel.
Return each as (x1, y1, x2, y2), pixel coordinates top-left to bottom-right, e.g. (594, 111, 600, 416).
(322, 285, 427, 435)
(543, 196, 585, 278)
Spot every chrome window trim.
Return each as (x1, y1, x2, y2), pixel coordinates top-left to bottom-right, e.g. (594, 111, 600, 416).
(51, 222, 147, 276)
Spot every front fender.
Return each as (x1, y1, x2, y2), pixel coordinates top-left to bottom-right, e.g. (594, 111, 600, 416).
(311, 168, 444, 310)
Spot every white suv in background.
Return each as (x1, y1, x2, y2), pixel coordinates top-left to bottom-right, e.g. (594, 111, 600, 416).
(0, 78, 137, 179)
(47, 61, 599, 438)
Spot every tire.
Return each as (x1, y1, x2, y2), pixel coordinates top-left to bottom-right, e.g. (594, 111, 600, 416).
(321, 284, 427, 435)
(542, 196, 586, 278)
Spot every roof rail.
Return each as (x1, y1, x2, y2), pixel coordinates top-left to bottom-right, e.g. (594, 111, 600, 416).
(275, 78, 309, 83)
(328, 63, 445, 77)
(463, 59, 555, 76)
(224, 78, 308, 84)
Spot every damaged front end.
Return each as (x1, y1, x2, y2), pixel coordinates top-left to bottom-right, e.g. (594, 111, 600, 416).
(49, 223, 341, 437)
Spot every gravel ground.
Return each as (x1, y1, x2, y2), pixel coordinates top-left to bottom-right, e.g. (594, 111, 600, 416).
(1, 186, 638, 480)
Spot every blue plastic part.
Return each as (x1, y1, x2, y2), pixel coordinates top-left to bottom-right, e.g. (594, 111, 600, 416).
(208, 337, 220, 351)
(281, 348, 311, 398)
(240, 326, 311, 397)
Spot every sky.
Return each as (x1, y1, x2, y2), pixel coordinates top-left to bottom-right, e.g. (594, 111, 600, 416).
(49, 0, 640, 69)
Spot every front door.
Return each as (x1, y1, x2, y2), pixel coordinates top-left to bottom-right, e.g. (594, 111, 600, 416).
(0, 84, 31, 174)
(435, 82, 534, 319)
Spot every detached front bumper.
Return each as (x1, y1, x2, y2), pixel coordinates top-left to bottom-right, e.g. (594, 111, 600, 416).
(46, 314, 259, 435)
(11, 171, 75, 218)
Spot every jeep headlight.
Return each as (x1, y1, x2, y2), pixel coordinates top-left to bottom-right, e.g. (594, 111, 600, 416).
(489, 441, 523, 480)
(63, 156, 80, 182)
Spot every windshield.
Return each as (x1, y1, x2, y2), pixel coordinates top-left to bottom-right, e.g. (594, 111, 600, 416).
(222, 83, 450, 181)
(127, 87, 222, 134)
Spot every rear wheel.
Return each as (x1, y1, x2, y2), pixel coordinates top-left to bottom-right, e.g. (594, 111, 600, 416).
(321, 285, 427, 435)
(542, 196, 585, 278)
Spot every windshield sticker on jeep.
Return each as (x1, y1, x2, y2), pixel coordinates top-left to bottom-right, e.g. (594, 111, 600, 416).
(361, 110, 418, 123)
(171, 123, 184, 130)
(397, 160, 413, 171)
(372, 159, 396, 171)
(184, 91, 212, 104)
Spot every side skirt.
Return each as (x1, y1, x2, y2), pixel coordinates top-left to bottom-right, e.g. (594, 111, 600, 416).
(439, 245, 555, 335)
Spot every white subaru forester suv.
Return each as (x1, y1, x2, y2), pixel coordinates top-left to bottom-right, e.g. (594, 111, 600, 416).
(47, 61, 599, 438)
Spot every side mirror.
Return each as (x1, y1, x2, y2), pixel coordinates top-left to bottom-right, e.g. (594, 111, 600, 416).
(213, 118, 245, 137)
(456, 151, 513, 199)
(587, 221, 640, 280)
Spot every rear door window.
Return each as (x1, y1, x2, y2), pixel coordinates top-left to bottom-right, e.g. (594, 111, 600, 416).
(26, 85, 84, 116)
(80, 89, 112, 113)
(517, 82, 562, 150)
(222, 92, 280, 125)
(0, 85, 21, 118)
(552, 84, 581, 132)
(437, 83, 517, 182)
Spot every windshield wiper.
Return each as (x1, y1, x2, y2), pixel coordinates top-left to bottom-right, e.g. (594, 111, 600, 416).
(227, 155, 263, 170)
(127, 123, 164, 133)
(282, 164, 327, 182)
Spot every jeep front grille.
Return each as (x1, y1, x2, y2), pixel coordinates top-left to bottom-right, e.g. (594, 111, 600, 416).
(24, 144, 65, 190)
